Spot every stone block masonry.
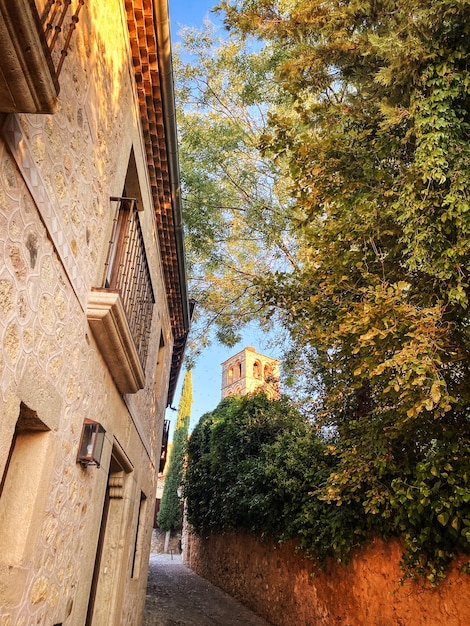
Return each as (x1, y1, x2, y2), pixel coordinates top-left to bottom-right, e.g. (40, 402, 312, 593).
(0, 0, 189, 624)
(187, 531, 470, 626)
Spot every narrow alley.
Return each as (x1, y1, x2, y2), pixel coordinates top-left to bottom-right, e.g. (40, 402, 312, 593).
(143, 552, 273, 626)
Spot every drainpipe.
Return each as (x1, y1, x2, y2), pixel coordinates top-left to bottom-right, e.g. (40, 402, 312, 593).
(154, 0, 190, 332)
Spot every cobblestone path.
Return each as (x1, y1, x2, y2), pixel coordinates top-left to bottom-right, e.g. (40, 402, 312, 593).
(143, 553, 273, 626)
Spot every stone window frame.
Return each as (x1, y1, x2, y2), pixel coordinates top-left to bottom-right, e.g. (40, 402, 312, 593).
(0, 402, 52, 566)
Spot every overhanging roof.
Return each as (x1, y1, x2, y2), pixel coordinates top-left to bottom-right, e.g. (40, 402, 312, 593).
(125, 0, 190, 404)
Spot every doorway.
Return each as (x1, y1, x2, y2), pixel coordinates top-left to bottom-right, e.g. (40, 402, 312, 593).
(86, 446, 133, 625)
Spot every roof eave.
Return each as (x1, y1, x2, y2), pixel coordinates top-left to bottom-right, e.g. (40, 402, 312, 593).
(154, 0, 190, 333)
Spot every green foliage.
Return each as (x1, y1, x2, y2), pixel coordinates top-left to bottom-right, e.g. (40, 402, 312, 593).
(180, 0, 470, 581)
(157, 371, 192, 531)
(195, 0, 470, 579)
(186, 394, 330, 544)
(174, 23, 297, 358)
(390, 437, 470, 584)
(185, 394, 470, 579)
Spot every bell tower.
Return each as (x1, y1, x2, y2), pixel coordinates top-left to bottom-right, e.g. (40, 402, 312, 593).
(221, 346, 280, 400)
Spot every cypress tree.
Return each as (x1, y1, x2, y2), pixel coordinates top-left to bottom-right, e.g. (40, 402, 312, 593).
(157, 370, 192, 533)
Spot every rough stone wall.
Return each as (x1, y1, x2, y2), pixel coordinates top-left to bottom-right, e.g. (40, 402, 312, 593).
(0, 0, 172, 624)
(0, 138, 112, 623)
(187, 532, 470, 626)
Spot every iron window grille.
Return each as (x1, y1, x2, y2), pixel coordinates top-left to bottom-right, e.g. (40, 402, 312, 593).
(103, 197, 155, 369)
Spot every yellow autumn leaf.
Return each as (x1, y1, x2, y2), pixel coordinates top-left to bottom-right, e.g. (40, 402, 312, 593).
(372, 363, 386, 376)
(425, 398, 434, 411)
(359, 328, 379, 342)
(430, 382, 441, 404)
(396, 281, 411, 292)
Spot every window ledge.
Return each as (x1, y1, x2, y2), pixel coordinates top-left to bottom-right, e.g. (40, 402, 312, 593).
(87, 289, 145, 394)
(0, 0, 59, 113)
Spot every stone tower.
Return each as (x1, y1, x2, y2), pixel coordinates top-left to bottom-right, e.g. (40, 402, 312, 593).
(221, 346, 280, 400)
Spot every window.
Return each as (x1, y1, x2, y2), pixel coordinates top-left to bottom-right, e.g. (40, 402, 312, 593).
(155, 330, 166, 390)
(88, 148, 155, 393)
(228, 366, 233, 384)
(0, 402, 51, 565)
(104, 195, 155, 367)
(264, 364, 272, 381)
(253, 361, 261, 379)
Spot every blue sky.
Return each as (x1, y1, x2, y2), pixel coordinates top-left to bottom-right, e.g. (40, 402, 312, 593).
(165, 1, 283, 432)
(168, 325, 283, 432)
(169, 0, 219, 38)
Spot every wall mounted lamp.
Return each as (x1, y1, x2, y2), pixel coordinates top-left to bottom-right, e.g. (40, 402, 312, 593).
(77, 419, 106, 467)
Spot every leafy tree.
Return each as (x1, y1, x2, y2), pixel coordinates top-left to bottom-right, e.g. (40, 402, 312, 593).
(174, 23, 298, 358)
(218, 0, 470, 566)
(180, 0, 470, 580)
(185, 393, 337, 545)
(157, 370, 192, 532)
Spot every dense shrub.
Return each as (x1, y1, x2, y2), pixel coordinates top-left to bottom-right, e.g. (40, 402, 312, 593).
(185, 393, 470, 581)
(158, 371, 192, 531)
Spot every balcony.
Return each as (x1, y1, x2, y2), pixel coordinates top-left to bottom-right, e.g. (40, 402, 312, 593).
(0, 0, 84, 113)
(87, 198, 155, 394)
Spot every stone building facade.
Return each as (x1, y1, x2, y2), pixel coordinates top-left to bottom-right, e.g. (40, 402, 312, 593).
(221, 346, 280, 400)
(0, 1, 189, 624)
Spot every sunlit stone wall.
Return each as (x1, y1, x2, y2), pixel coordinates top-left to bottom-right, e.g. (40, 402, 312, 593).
(187, 532, 470, 626)
(0, 1, 172, 623)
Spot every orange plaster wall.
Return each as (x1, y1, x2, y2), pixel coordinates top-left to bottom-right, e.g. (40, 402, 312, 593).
(187, 532, 469, 625)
